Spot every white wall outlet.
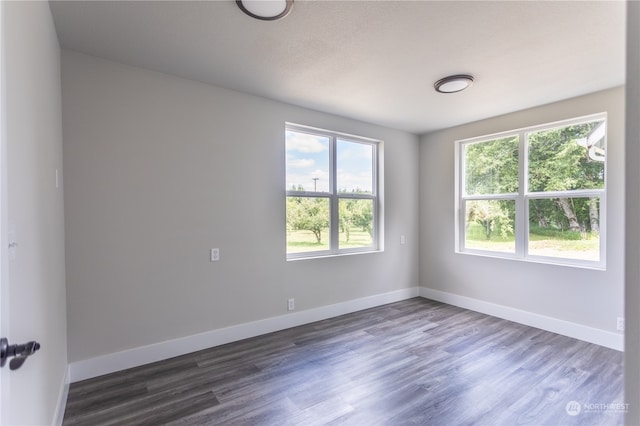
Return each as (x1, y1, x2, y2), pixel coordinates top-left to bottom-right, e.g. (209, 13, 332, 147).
(617, 317, 625, 331)
(287, 298, 295, 311)
(210, 248, 220, 262)
(400, 235, 406, 245)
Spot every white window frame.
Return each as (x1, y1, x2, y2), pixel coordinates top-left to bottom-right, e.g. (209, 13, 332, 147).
(455, 113, 607, 269)
(286, 123, 380, 260)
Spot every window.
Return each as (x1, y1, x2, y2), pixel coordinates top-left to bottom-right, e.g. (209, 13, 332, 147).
(457, 113, 606, 268)
(286, 123, 379, 259)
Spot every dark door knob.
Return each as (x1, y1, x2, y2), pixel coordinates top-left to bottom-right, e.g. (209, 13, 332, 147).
(0, 338, 41, 370)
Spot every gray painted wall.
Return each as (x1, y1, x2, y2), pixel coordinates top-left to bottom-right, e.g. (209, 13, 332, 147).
(419, 88, 624, 335)
(62, 51, 420, 363)
(4, 2, 67, 424)
(625, 0, 640, 422)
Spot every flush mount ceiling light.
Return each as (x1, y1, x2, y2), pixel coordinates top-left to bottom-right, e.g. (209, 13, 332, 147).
(236, 0, 293, 21)
(434, 74, 474, 93)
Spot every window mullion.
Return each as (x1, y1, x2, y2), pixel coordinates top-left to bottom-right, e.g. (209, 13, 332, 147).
(527, 189, 605, 199)
(373, 145, 379, 250)
(517, 130, 527, 257)
(463, 193, 517, 201)
(338, 193, 376, 200)
(330, 136, 339, 252)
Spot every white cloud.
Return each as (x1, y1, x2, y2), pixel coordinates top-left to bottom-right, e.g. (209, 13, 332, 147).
(287, 158, 315, 168)
(337, 169, 372, 192)
(286, 131, 328, 153)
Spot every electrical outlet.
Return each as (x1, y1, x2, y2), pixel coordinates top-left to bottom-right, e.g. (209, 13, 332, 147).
(287, 298, 295, 311)
(617, 317, 625, 331)
(210, 248, 220, 262)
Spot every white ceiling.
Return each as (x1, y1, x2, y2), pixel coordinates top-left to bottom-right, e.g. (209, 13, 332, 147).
(49, 0, 626, 135)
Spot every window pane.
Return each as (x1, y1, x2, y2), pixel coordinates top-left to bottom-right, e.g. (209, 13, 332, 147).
(286, 196, 330, 253)
(527, 120, 605, 192)
(286, 130, 330, 192)
(464, 136, 519, 195)
(339, 198, 374, 249)
(465, 200, 515, 253)
(528, 197, 600, 261)
(337, 139, 373, 194)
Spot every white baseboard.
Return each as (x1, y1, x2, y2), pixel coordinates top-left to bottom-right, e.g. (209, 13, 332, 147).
(69, 285, 622, 383)
(69, 287, 420, 382)
(53, 365, 70, 426)
(419, 287, 624, 351)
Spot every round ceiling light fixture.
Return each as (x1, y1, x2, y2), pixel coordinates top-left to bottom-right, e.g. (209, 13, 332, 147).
(236, 0, 293, 21)
(434, 74, 474, 93)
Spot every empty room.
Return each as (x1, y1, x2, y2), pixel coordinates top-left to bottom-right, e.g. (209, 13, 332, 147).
(1, 0, 639, 425)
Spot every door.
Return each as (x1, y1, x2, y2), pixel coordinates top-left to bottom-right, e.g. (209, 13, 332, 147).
(0, 1, 8, 422)
(0, 3, 68, 423)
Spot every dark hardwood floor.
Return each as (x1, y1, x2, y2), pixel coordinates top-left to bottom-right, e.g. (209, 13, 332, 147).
(63, 298, 624, 425)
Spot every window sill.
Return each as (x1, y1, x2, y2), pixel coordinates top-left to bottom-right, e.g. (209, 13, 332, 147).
(287, 249, 382, 262)
(456, 249, 606, 271)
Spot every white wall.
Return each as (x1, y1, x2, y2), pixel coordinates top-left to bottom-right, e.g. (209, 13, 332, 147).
(3, 2, 67, 424)
(419, 88, 624, 346)
(625, 0, 640, 422)
(62, 51, 419, 367)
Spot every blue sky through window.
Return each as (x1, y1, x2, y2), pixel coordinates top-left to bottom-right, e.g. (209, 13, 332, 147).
(286, 130, 330, 192)
(286, 130, 373, 193)
(337, 139, 373, 193)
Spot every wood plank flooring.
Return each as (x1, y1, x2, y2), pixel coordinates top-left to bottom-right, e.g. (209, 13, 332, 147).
(63, 298, 624, 425)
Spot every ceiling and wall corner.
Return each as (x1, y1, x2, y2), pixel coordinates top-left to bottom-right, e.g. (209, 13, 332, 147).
(49, 0, 625, 135)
